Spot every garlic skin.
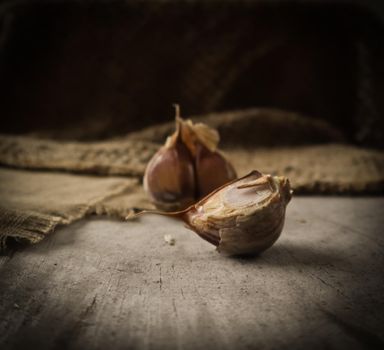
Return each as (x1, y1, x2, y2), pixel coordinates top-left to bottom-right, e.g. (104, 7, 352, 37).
(183, 171, 292, 256)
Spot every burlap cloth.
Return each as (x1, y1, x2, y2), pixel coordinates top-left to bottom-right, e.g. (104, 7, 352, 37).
(1, 108, 383, 251)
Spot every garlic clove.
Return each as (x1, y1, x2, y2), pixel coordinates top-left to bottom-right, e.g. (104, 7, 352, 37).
(182, 171, 292, 256)
(143, 128, 196, 212)
(194, 143, 237, 198)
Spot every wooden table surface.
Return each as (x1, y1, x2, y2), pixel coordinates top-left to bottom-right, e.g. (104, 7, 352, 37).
(0, 197, 383, 350)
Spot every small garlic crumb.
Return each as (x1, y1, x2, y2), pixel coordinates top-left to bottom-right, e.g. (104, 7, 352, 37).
(164, 234, 176, 246)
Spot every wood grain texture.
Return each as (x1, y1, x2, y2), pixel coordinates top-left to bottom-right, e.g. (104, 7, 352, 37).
(0, 197, 383, 350)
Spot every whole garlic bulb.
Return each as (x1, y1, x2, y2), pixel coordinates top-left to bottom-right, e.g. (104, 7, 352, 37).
(143, 105, 236, 211)
(136, 170, 292, 256)
(143, 118, 196, 211)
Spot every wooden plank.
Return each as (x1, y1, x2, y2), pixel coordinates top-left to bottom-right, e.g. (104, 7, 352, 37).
(0, 197, 383, 350)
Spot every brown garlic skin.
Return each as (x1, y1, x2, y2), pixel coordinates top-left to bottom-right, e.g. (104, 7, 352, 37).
(143, 106, 236, 211)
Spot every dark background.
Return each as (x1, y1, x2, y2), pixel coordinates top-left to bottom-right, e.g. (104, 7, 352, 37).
(0, 0, 383, 147)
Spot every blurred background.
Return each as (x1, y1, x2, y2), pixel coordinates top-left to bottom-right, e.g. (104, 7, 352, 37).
(0, 0, 383, 148)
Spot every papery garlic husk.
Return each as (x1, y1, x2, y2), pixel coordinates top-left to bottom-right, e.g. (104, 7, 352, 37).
(138, 170, 292, 256)
(143, 123, 196, 211)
